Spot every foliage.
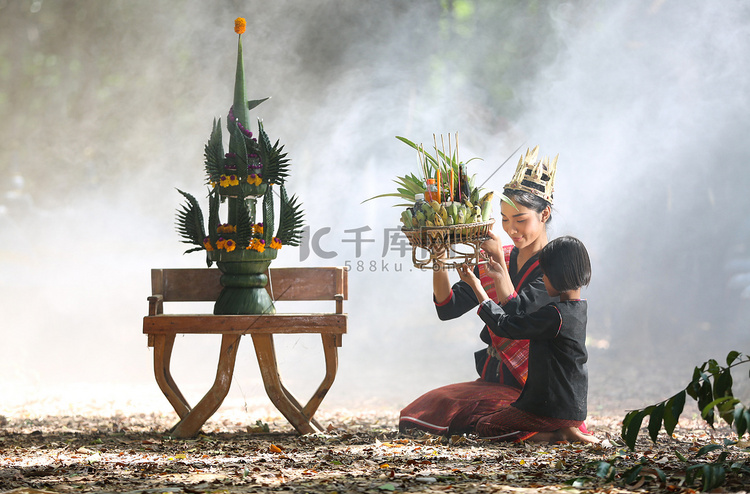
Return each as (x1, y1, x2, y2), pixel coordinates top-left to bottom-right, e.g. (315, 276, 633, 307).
(612, 350, 750, 491)
(364, 134, 513, 209)
(622, 351, 750, 451)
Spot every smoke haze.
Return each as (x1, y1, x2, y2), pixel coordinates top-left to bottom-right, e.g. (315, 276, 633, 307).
(1, 0, 749, 419)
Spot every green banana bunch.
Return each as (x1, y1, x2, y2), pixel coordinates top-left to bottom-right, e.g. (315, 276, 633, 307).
(400, 209, 413, 227)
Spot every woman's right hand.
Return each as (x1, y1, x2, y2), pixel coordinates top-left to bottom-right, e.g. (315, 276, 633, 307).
(481, 230, 503, 263)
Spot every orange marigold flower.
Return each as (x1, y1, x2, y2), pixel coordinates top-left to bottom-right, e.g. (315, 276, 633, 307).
(203, 237, 214, 251)
(224, 239, 236, 252)
(248, 238, 266, 253)
(216, 237, 227, 250)
(269, 237, 282, 250)
(235, 17, 246, 35)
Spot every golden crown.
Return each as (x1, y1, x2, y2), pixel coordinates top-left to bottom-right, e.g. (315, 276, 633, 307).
(503, 145, 557, 204)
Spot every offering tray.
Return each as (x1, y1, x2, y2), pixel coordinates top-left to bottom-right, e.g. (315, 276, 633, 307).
(401, 219, 495, 270)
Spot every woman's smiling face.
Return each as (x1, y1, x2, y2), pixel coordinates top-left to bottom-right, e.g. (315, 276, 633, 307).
(500, 199, 550, 251)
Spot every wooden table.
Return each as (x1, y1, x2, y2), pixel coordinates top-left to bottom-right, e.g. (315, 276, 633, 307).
(142, 267, 347, 438)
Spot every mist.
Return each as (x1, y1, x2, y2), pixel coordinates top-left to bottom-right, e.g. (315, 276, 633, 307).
(2, 0, 749, 420)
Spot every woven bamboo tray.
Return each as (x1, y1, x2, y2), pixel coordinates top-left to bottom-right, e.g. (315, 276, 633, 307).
(401, 219, 495, 270)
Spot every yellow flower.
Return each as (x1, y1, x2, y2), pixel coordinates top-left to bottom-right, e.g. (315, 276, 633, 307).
(247, 238, 266, 253)
(217, 223, 237, 234)
(235, 17, 246, 35)
(252, 223, 264, 235)
(216, 237, 227, 250)
(219, 175, 230, 187)
(269, 237, 282, 250)
(224, 239, 236, 252)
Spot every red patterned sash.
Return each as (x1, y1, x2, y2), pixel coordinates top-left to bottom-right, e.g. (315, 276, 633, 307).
(478, 245, 538, 385)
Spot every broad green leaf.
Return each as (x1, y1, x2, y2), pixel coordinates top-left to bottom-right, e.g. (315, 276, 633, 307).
(702, 396, 739, 420)
(695, 443, 723, 457)
(653, 467, 666, 482)
(714, 368, 734, 400)
(703, 464, 725, 491)
(623, 409, 647, 450)
(664, 391, 686, 437)
(726, 350, 741, 366)
(648, 403, 665, 442)
(623, 464, 643, 485)
(595, 461, 615, 481)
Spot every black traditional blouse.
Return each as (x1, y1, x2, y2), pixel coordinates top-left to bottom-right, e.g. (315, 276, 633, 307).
(477, 299, 589, 421)
(433, 248, 556, 386)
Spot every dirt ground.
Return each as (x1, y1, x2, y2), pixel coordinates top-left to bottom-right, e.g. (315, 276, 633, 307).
(1, 408, 748, 494)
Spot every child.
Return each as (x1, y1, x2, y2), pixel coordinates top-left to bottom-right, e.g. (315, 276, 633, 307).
(456, 235, 596, 443)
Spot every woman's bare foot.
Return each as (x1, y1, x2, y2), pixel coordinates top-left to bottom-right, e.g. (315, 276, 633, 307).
(528, 426, 599, 444)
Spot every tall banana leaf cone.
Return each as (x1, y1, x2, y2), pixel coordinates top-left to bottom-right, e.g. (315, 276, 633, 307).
(174, 17, 305, 315)
(231, 18, 250, 139)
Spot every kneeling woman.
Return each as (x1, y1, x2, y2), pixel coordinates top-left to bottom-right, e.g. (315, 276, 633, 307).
(399, 147, 590, 442)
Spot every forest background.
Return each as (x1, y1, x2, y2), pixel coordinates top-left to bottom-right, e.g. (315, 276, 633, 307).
(1, 0, 750, 422)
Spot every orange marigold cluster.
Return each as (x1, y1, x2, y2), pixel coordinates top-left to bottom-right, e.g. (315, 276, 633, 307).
(235, 18, 246, 35)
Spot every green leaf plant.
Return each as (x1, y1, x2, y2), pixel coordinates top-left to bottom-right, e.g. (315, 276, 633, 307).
(610, 350, 750, 491)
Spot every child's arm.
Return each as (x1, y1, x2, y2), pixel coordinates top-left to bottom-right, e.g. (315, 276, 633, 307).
(456, 263, 489, 303)
(478, 301, 562, 341)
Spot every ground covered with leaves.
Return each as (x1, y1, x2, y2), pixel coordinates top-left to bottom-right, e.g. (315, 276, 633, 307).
(1, 410, 749, 494)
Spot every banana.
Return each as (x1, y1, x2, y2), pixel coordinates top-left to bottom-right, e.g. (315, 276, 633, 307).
(439, 205, 448, 223)
(481, 200, 492, 221)
(416, 211, 426, 227)
(447, 215, 454, 226)
(433, 214, 444, 226)
(401, 209, 413, 226)
(471, 188, 479, 205)
(429, 200, 441, 212)
(457, 209, 465, 225)
(463, 199, 473, 209)
(426, 220, 435, 227)
(479, 191, 494, 206)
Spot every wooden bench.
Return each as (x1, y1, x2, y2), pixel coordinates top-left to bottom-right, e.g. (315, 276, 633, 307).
(142, 267, 348, 438)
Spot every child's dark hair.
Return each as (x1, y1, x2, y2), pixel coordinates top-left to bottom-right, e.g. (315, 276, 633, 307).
(503, 188, 553, 224)
(538, 236, 591, 292)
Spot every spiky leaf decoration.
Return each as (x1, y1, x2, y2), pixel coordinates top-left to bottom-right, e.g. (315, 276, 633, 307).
(247, 97, 270, 112)
(175, 189, 206, 252)
(258, 120, 290, 185)
(276, 184, 305, 247)
(262, 185, 274, 245)
(236, 198, 254, 248)
(207, 187, 220, 244)
(204, 118, 224, 186)
(228, 122, 250, 181)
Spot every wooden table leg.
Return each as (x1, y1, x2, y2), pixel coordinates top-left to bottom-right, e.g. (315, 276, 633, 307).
(153, 334, 191, 419)
(168, 334, 241, 438)
(251, 333, 317, 435)
(301, 333, 339, 421)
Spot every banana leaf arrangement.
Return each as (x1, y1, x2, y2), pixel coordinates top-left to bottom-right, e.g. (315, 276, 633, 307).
(174, 18, 304, 267)
(364, 134, 512, 230)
